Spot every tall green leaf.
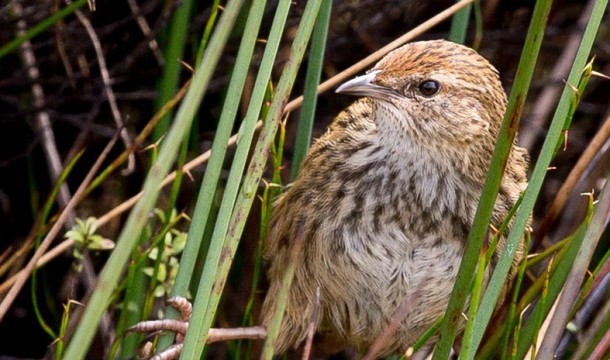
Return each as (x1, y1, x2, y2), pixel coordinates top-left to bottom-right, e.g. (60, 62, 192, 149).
(434, 0, 553, 357)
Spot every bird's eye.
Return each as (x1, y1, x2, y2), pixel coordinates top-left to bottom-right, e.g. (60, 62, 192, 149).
(418, 80, 441, 97)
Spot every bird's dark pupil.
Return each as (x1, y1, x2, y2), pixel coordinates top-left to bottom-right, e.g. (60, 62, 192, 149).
(419, 80, 440, 96)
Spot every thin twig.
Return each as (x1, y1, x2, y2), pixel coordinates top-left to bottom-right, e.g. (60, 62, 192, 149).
(589, 327, 610, 360)
(362, 282, 426, 360)
(126, 0, 164, 66)
(70, 1, 135, 175)
(555, 268, 610, 358)
(572, 299, 610, 359)
(14, 0, 73, 216)
(302, 287, 321, 360)
(208, 327, 268, 343)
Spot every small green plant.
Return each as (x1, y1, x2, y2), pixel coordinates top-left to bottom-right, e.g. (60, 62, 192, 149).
(142, 210, 188, 298)
(66, 217, 115, 272)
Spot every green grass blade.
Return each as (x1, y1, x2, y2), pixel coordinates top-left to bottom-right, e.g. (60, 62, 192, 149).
(472, 0, 483, 50)
(30, 150, 85, 341)
(433, 0, 553, 358)
(116, 233, 149, 360)
(448, 0, 472, 44)
(179, 0, 322, 358)
(464, 1, 608, 358)
(176, 1, 292, 358)
(475, 228, 579, 359)
(234, 4, 323, 357)
(195, 0, 222, 67)
(407, 316, 444, 358)
(528, 255, 553, 359)
(510, 305, 527, 360)
(571, 245, 610, 319)
(236, 84, 281, 359)
(153, 0, 196, 138)
(61, 0, 243, 357)
(55, 300, 79, 360)
(514, 218, 590, 359)
(290, 0, 332, 179)
(260, 216, 305, 359)
(501, 233, 531, 360)
(574, 296, 610, 360)
(537, 160, 610, 356)
(459, 249, 487, 358)
(154, 0, 269, 353)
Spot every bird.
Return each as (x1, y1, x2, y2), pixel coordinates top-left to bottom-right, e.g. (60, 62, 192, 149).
(260, 39, 529, 357)
(129, 39, 529, 359)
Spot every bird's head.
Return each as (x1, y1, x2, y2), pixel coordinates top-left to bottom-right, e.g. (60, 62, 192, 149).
(336, 40, 507, 150)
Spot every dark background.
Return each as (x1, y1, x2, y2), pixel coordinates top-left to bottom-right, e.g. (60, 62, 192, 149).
(0, 0, 609, 358)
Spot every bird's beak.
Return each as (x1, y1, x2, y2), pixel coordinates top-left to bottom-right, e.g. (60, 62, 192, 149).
(335, 70, 399, 100)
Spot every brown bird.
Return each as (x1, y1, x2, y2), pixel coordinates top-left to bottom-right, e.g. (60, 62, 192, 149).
(130, 39, 529, 359)
(261, 39, 529, 356)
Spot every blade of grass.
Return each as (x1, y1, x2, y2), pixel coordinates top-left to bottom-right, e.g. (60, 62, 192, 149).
(236, 82, 281, 359)
(153, 0, 196, 138)
(448, 0, 472, 44)
(176, 0, 294, 358)
(168, 0, 270, 300)
(30, 150, 85, 339)
(151, 66, 195, 350)
(461, 196, 523, 358)
(404, 316, 444, 359)
(155, 0, 270, 351)
(574, 297, 610, 360)
(261, 217, 306, 359)
(179, 0, 322, 357)
(510, 305, 529, 360)
(513, 214, 591, 359)
(570, 245, 610, 319)
(60, 0, 244, 357)
(195, 0, 222, 66)
(475, 226, 581, 359)
(290, 0, 332, 179)
(116, 230, 149, 360)
(525, 237, 569, 269)
(433, 0, 552, 357)
(156, 0, 280, 354)
(528, 255, 553, 359)
(537, 171, 610, 357)
(464, 1, 608, 358)
(459, 247, 488, 358)
(471, 0, 483, 50)
(185, 0, 222, 152)
(54, 299, 81, 360)
(501, 233, 531, 360)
